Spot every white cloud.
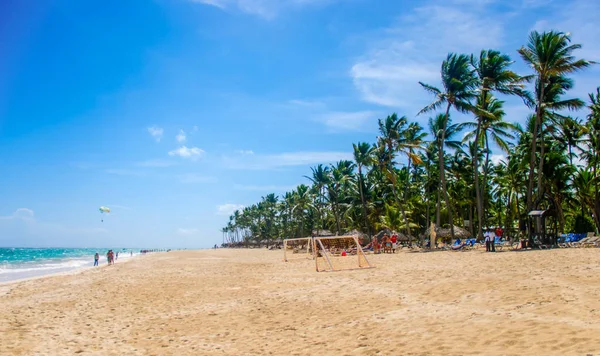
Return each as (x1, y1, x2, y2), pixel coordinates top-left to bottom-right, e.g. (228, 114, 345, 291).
(287, 99, 327, 108)
(178, 174, 218, 184)
(236, 150, 255, 155)
(223, 151, 353, 170)
(190, 0, 337, 19)
(522, 0, 549, 8)
(350, 1, 503, 109)
(147, 126, 164, 142)
(318, 111, 379, 131)
(265, 151, 353, 166)
(0, 208, 35, 221)
(217, 203, 245, 216)
(176, 129, 187, 143)
(490, 154, 506, 165)
(531, 0, 600, 60)
(168, 146, 205, 160)
(177, 228, 200, 235)
(233, 184, 298, 191)
(192, 0, 227, 9)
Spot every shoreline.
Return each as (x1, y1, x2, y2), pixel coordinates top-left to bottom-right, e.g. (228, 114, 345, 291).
(0, 252, 142, 286)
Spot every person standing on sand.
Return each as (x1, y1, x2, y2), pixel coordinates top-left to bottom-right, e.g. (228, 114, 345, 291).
(106, 250, 111, 265)
(391, 233, 398, 253)
(116, 251, 119, 260)
(485, 230, 492, 252)
(94, 252, 99, 266)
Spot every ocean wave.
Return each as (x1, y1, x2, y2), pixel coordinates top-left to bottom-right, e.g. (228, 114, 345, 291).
(0, 258, 93, 274)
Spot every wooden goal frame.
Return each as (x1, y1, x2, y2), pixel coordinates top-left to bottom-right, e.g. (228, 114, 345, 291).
(313, 235, 374, 272)
(283, 237, 314, 262)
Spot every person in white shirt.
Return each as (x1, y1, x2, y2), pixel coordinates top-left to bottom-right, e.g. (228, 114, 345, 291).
(485, 230, 492, 252)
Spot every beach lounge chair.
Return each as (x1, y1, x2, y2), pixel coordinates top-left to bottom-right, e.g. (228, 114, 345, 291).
(570, 236, 593, 248)
(558, 234, 574, 248)
(532, 236, 550, 249)
(581, 236, 600, 247)
(494, 237, 506, 251)
(564, 233, 584, 247)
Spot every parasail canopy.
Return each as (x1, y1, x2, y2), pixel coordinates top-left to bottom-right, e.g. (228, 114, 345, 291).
(99, 206, 110, 213)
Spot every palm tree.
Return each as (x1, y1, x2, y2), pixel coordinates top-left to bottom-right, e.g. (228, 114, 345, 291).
(585, 87, 600, 231)
(555, 116, 584, 166)
(403, 122, 427, 182)
(517, 30, 593, 214)
(353, 142, 375, 237)
(466, 49, 528, 240)
(376, 113, 413, 236)
(305, 164, 330, 235)
(460, 95, 515, 229)
(292, 184, 314, 237)
(419, 53, 478, 239)
(327, 160, 355, 234)
(427, 111, 464, 230)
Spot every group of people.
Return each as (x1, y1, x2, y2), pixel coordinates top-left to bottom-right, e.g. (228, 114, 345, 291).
(364, 233, 398, 254)
(484, 226, 504, 252)
(93, 250, 122, 266)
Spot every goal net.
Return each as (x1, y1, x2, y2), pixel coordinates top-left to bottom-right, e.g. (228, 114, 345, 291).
(314, 236, 373, 272)
(283, 237, 314, 262)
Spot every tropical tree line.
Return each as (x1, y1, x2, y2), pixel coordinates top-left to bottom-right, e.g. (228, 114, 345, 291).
(221, 30, 600, 246)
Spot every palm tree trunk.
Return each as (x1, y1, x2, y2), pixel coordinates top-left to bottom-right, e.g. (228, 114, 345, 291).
(594, 162, 600, 233)
(473, 118, 484, 241)
(331, 200, 341, 235)
(436, 187, 441, 226)
(404, 158, 413, 244)
(527, 84, 545, 213)
(358, 167, 371, 238)
(426, 169, 431, 242)
(506, 194, 512, 238)
(515, 192, 521, 237)
(468, 203, 474, 238)
(482, 135, 491, 230)
(385, 142, 412, 239)
(568, 144, 573, 166)
(536, 122, 546, 201)
(440, 102, 455, 240)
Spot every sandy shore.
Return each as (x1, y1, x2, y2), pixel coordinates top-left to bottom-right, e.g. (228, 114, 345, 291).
(1, 248, 600, 355)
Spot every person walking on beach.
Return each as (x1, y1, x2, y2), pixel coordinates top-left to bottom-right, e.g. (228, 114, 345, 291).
(116, 251, 119, 260)
(106, 250, 111, 265)
(94, 252, 99, 266)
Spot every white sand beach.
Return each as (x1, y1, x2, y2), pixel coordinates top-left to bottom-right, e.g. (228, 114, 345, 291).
(1, 248, 600, 355)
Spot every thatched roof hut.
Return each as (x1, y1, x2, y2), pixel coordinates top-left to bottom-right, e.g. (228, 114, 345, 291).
(395, 232, 411, 241)
(375, 229, 392, 240)
(312, 229, 334, 237)
(424, 225, 471, 239)
(345, 229, 367, 238)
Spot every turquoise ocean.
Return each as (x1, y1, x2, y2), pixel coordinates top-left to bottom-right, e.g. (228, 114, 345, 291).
(0, 248, 139, 283)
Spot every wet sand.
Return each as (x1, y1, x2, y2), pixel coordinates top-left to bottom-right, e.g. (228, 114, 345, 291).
(1, 248, 600, 355)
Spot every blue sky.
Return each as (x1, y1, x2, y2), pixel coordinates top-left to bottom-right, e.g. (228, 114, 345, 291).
(1, 0, 599, 248)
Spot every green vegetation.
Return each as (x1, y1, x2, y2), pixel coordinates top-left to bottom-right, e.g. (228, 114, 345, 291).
(222, 30, 600, 246)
